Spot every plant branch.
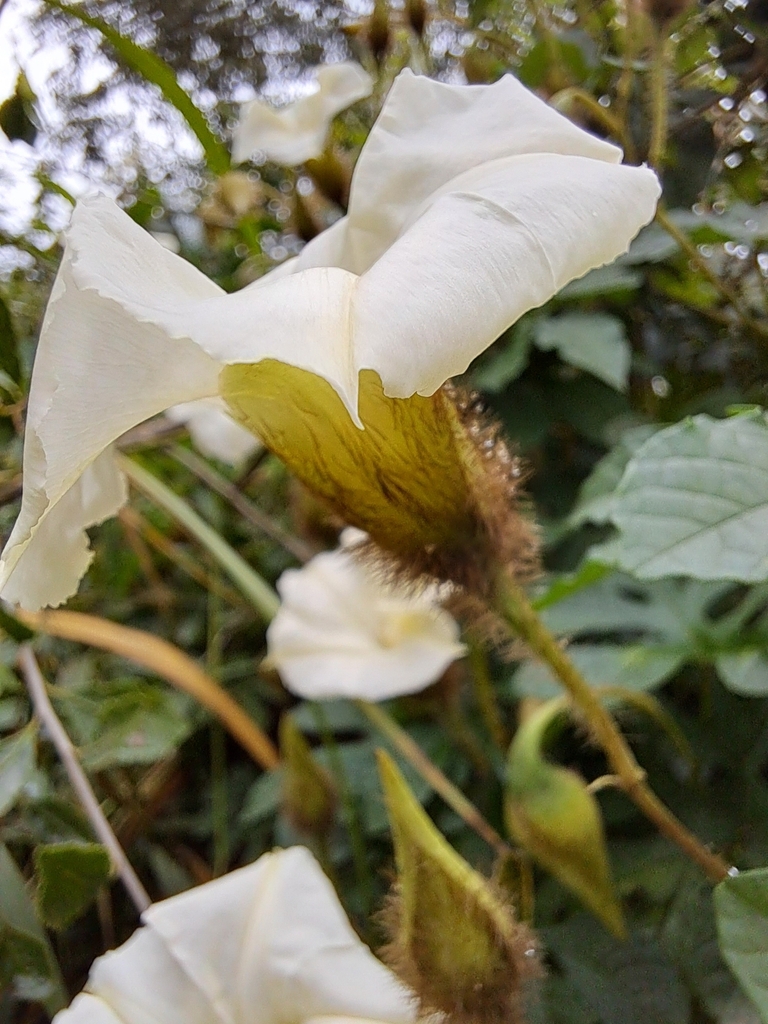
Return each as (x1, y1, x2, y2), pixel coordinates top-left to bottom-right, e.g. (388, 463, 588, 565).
(18, 645, 152, 914)
(356, 699, 511, 860)
(494, 575, 732, 883)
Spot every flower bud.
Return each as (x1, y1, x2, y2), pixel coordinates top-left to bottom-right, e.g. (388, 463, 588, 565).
(504, 700, 625, 938)
(367, 0, 391, 64)
(406, 0, 428, 37)
(377, 750, 540, 1024)
(279, 715, 337, 835)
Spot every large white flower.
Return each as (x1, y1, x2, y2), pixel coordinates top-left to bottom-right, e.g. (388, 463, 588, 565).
(165, 398, 262, 466)
(268, 535, 465, 700)
(232, 62, 374, 166)
(0, 70, 661, 611)
(54, 846, 416, 1024)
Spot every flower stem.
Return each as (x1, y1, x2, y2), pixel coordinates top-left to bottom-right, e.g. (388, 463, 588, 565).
(355, 699, 511, 860)
(655, 205, 768, 342)
(493, 574, 732, 883)
(648, 26, 670, 169)
(469, 640, 508, 753)
(18, 645, 152, 914)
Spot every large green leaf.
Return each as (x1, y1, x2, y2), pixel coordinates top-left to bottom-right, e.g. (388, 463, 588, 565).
(0, 724, 37, 818)
(44, 0, 230, 174)
(0, 845, 67, 1014)
(602, 412, 768, 580)
(35, 842, 111, 930)
(715, 867, 768, 1022)
(534, 313, 631, 391)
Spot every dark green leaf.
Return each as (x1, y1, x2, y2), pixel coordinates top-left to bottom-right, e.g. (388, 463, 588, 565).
(0, 724, 37, 818)
(35, 842, 112, 930)
(534, 313, 631, 391)
(0, 844, 66, 1014)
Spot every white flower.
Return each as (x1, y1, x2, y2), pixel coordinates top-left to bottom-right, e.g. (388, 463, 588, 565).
(54, 847, 416, 1024)
(0, 70, 661, 611)
(165, 398, 262, 466)
(268, 537, 465, 700)
(232, 63, 374, 166)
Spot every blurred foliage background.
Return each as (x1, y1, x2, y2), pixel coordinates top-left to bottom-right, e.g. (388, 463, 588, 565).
(3, 0, 768, 1022)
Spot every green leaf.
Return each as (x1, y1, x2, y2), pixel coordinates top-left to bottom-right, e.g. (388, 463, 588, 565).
(0, 293, 22, 387)
(35, 842, 112, 930)
(79, 683, 192, 771)
(0, 724, 37, 818)
(43, 0, 230, 175)
(0, 75, 37, 146)
(603, 412, 768, 581)
(472, 321, 533, 392)
(534, 313, 631, 391)
(0, 844, 67, 1014)
(715, 867, 768, 1022)
(569, 426, 657, 527)
(557, 265, 642, 299)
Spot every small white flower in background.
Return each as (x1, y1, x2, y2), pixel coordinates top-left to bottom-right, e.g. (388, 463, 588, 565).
(268, 532, 465, 701)
(54, 846, 416, 1024)
(232, 62, 374, 166)
(165, 398, 262, 467)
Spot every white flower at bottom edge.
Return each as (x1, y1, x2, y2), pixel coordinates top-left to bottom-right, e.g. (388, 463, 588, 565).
(232, 62, 374, 166)
(54, 846, 416, 1024)
(267, 538, 465, 701)
(165, 398, 262, 467)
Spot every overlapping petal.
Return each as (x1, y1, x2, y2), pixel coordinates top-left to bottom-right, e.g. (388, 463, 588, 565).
(165, 398, 262, 466)
(53, 848, 416, 1024)
(232, 63, 373, 166)
(0, 71, 661, 610)
(267, 542, 465, 700)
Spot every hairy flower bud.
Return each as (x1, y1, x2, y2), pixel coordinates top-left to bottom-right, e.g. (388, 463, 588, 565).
(377, 750, 540, 1024)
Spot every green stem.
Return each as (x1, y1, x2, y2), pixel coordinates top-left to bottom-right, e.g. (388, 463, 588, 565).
(356, 699, 511, 860)
(207, 584, 229, 877)
(648, 26, 670, 169)
(118, 454, 280, 621)
(494, 574, 731, 883)
(469, 640, 508, 753)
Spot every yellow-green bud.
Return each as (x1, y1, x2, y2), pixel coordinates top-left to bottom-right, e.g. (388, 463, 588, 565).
(504, 700, 625, 938)
(377, 750, 540, 1023)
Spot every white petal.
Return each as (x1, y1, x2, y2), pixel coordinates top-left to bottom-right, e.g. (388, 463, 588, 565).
(53, 994, 125, 1024)
(232, 63, 373, 166)
(0, 447, 127, 610)
(146, 847, 415, 1024)
(338, 70, 624, 274)
(87, 927, 219, 1024)
(268, 548, 465, 700)
(166, 398, 262, 466)
(354, 153, 661, 398)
